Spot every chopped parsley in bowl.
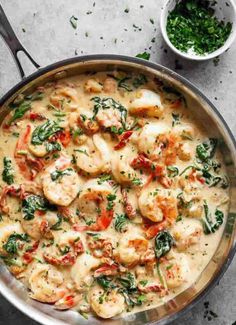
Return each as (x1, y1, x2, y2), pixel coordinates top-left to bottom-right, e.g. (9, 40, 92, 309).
(160, 0, 236, 60)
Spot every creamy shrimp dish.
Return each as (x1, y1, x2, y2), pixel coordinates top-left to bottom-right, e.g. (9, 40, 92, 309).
(0, 71, 229, 319)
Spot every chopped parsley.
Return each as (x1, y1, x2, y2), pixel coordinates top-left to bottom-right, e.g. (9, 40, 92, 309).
(166, 0, 232, 55)
(136, 52, 150, 60)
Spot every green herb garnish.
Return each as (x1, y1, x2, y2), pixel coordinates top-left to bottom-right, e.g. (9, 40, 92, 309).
(114, 213, 129, 232)
(155, 230, 174, 258)
(2, 157, 14, 185)
(50, 168, 73, 181)
(31, 120, 62, 145)
(3, 233, 29, 254)
(22, 195, 49, 220)
(136, 52, 150, 60)
(166, 0, 232, 55)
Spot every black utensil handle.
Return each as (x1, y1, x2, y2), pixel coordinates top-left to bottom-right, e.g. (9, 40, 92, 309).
(0, 4, 40, 79)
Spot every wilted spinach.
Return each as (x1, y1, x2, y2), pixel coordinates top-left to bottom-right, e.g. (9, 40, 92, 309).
(3, 233, 29, 254)
(2, 157, 14, 185)
(196, 138, 217, 162)
(155, 230, 174, 258)
(22, 195, 49, 220)
(50, 214, 63, 230)
(91, 97, 127, 128)
(31, 120, 62, 145)
(8, 92, 43, 125)
(202, 201, 224, 234)
(45, 141, 61, 153)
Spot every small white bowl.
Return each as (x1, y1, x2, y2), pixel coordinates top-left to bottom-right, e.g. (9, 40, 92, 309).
(160, 0, 236, 60)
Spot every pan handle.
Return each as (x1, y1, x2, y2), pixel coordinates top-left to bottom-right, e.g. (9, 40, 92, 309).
(0, 4, 40, 79)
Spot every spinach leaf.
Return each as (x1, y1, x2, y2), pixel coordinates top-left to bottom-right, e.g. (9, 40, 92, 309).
(8, 92, 43, 125)
(50, 168, 73, 181)
(118, 288, 145, 306)
(91, 97, 127, 128)
(117, 77, 132, 92)
(3, 233, 29, 254)
(114, 213, 129, 232)
(22, 195, 49, 220)
(31, 120, 62, 145)
(45, 141, 61, 153)
(202, 201, 224, 234)
(96, 276, 116, 289)
(155, 230, 174, 258)
(196, 138, 217, 162)
(118, 273, 137, 292)
(132, 74, 147, 88)
(135, 52, 150, 60)
(8, 101, 31, 125)
(2, 157, 14, 185)
(50, 214, 63, 230)
(167, 166, 179, 178)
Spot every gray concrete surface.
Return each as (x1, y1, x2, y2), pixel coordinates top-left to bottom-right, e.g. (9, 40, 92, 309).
(0, 0, 235, 324)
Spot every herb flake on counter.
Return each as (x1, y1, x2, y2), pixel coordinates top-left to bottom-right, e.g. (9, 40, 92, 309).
(135, 52, 150, 60)
(124, 8, 129, 13)
(70, 15, 78, 29)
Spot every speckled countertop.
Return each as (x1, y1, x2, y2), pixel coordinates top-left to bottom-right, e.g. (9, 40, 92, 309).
(0, 0, 235, 324)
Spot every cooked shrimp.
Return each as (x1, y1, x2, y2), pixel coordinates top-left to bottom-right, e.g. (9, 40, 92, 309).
(50, 85, 79, 108)
(111, 153, 136, 185)
(28, 142, 47, 158)
(139, 187, 178, 224)
(28, 263, 65, 303)
(42, 155, 82, 206)
(160, 253, 190, 289)
(84, 79, 103, 93)
(71, 253, 100, 290)
(138, 189, 164, 222)
(174, 124, 195, 141)
(172, 221, 203, 251)
(103, 77, 117, 93)
(90, 286, 125, 319)
(77, 179, 114, 231)
(75, 134, 111, 176)
(54, 294, 82, 310)
(115, 232, 148, 266)
(96, 108, 123, 130)
(138, 123, 170, 159)
(21, 211, 58, 240)
(129, 89, 164, 117)
(177, 142, 192, 161)
(43, 230, 84, 266)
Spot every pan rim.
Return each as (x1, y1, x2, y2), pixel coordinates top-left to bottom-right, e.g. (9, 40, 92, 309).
(0, 53, 235, 325)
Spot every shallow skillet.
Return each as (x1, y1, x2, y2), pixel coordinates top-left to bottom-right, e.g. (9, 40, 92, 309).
(0, 4, 236, 325)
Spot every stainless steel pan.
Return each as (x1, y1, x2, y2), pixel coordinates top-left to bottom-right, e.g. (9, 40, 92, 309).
(0, 4, 236, 325)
